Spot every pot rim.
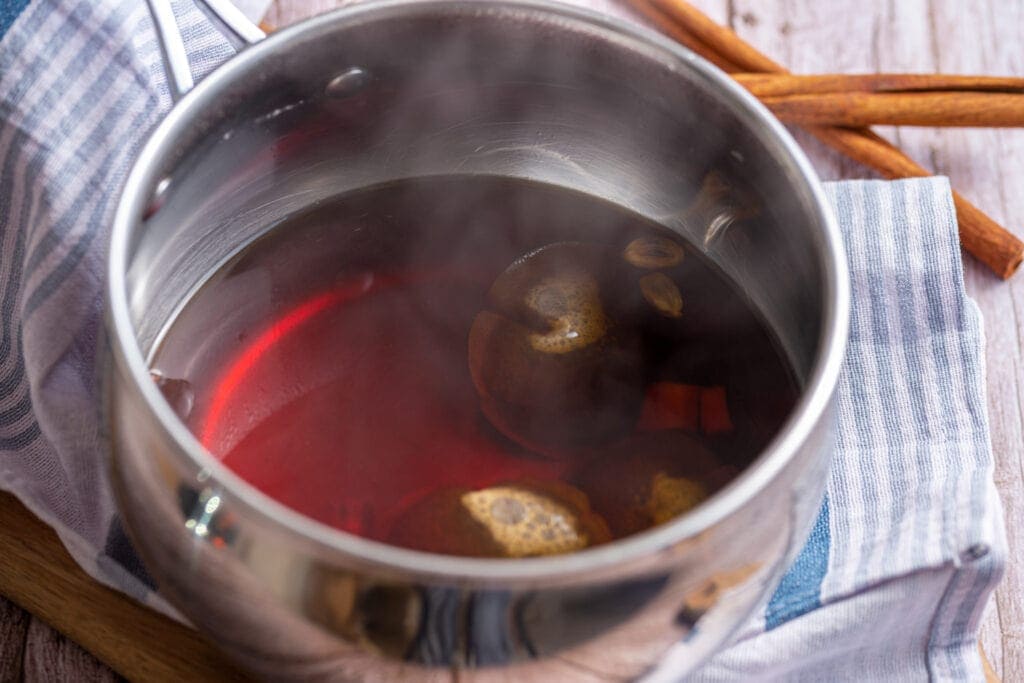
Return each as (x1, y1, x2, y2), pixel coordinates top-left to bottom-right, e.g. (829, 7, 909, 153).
(107, 0, 849, 584)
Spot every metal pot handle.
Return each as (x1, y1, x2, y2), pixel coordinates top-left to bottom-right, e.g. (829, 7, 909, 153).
(146, 0, 266, 101)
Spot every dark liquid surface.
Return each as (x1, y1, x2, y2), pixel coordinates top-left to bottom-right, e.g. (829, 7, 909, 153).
(151, 176, 799, 556)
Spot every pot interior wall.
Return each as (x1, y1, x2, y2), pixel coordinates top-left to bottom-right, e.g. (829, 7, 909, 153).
(127, 4, 826, 385)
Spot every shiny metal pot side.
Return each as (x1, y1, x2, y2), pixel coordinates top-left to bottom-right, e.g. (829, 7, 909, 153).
(104, 2, 848, 680)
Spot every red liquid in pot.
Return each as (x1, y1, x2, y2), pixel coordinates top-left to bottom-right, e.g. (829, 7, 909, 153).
(149, 176, 799, 556)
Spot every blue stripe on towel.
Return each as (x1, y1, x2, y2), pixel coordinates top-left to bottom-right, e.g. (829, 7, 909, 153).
(766, 496, 831, 629)
(0, 1, 30, 41)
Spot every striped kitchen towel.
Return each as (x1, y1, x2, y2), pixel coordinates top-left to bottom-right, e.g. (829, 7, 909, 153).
(668, 177, 1007, 682)
(0, 0, 1005, 680)
(0, 0, 234, 615)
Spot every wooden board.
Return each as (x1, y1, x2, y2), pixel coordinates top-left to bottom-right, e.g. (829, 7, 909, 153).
(0, 492, 248, 681)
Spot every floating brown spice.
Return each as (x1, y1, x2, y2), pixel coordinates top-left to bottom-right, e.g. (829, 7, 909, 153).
(679, 171, 762, 249)
(638, 382, 701, 432)
(637, 382, 735, 436)
(468, 242, 644, 451)
(647, 472, 706, 525)
(461, 483, 610, 557)
(639, 272, 684, 318)
(575, 432, 719, 537)
(623, 235, 686, 269)
(387, 481, 611, 558)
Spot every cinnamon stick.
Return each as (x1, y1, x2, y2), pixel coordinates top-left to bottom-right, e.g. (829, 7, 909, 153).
(734, 72, 1024, 97)
(641, 0, 783, 73)
(637, 0, 1024, 279)
(760, 92, 1024, 128)
(809, 127, 1024, 277)
(629, 0, 741, 72)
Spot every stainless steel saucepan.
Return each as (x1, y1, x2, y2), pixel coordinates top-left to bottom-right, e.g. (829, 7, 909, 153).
(104, 1, 848, 680)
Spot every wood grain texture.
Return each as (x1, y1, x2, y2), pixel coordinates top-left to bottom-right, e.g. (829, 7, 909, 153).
(22, 618, 121, 683)
(2, 594, 126, 683)
(0, 493, 248, 682)
(0, 596, 30, 682)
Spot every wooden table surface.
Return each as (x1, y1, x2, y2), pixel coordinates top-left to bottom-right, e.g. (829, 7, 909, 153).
(2, 0, 1021, 680)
